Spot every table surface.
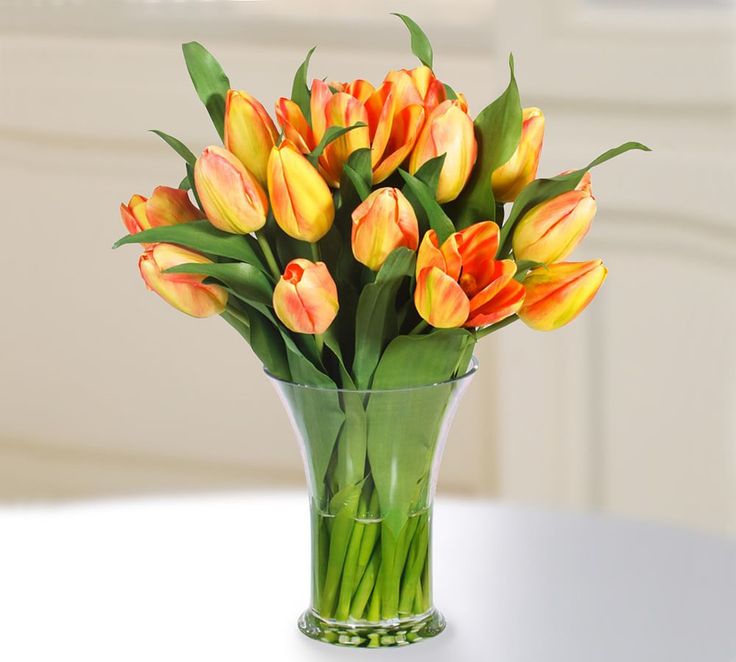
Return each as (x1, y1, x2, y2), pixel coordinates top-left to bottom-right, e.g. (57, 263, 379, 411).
(0, 491, 734, 662)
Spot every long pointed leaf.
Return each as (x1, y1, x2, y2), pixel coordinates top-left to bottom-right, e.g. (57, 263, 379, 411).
(498, 141, 651, 256)
(307, 122, 367, 167)
(113, 222, 267, 273)
(150, 130, 197, 166)
(450, 55, 522, 229)
(398, 169, 455, 244)
(182, 42, 230, 140)
(291, 46, 316, 124)
(392, 14, 433, 69)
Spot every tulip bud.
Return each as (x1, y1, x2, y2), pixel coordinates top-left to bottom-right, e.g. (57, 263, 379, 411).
(224, 89, 279, 188)
(194, 145, 269, 235)
(409, 100, 477, 203)
(518, 259, 607, 331)
(275, 97, 315, 154)
(120, 187, 200, 235)
(267, 140, 335, 242)
(139, 244, 228, 318)
(513, 172, 597, 264)
(491, 107, 545, 203)
(351, 188, 419, 271)
(273, 259, 339, 334)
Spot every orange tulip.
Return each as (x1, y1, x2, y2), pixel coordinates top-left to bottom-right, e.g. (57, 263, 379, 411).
(273, 259, 339, 334)
(139, 244, 228, 318)
(385, 66, 446, 114)
(224, 89, 279, 188)
(513, 172, 597, 264)
(409, 99, 477, 203)
(194, 146, 268, 234)
(275, 73, 425, 185)
(491, 107, 545, 203)
(518, 259, 607, 331)
(414, 222, 525, 328)
(267, 140, 335, 242)
(351, 187, 419, 271)
(120, 186, 200, 235)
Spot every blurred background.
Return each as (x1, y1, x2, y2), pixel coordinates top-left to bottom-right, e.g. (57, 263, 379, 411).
(1, 0, 734, 537)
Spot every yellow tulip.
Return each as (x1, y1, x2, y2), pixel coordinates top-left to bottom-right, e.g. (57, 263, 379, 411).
(491, 107, 545, 203)
(267, 140, 335, 242)
(139, 244, 228, 318)
(224, 89, 279, 188)
(518, 259, 607, 331)
(194, 146, 268, 234)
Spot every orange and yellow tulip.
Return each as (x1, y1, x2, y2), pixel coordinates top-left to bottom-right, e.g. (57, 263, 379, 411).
(224, 89, 279, 188)
(513, 172, 597, 264)
(351, 187, 419, 271)
(194, 146, 268, 234)
(414, 222, 525, 328)
(273, 259, 339, 334)
(491, 107, 545, 203)
(386, 66, 447, 115)
(409, 99, 477, 203)
(275, 73, 425, 186)
(120, 186, 200, 235)
(267, 140, 335, 242)
(518, 259, 607, 331)
(139, 243, 228, 318)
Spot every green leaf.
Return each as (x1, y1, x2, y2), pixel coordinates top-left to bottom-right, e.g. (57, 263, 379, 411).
(392, 13, 433, 69)
(498, 141, 652, 256)
(513, 259, 544, 281)
(341, 154, 372, 202)
(113, 221, 267, 273)
(150, 130, 197, 166)
(367, 329, 476, 535)
(398, 169, 455, 244)
(164, 262, 273, 308)
(450, 55, 522, 229)
(413, 153, 446, 194)
(186, 163, 204, 210)
(182, 41, 231, 140)
(307, 122, 367, 167)
(221, 307, 250, 343)
(248, 306, 291, 380)
(371, 329, 476, 389)
(352, 248, 416, 388)
(443, 83, 458, 100)
(179, 175, 191, 191)
(291, 46, 316, 124)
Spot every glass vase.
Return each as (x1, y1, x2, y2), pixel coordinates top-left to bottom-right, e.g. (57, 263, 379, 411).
(268, 358, 478, 647)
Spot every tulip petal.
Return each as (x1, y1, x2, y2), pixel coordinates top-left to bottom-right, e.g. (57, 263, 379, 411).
(310, 78, 332, 144)
(519, 260, 607, 331)
(275, 97, 314, 153)
(146, 186, 201, 228)
(454, 221, 500, 289)
(467, 259, 517, 312)
(139, 244, 227, 318)
(273, 259, 339, 334)
(372, 104, 425, 184)
(319, 92, 370, 184)
(465, 278, 525, 328)
(415, 266, 470, 328)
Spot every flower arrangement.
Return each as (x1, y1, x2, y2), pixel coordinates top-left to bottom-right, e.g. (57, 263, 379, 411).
(114, 14, 648, 647)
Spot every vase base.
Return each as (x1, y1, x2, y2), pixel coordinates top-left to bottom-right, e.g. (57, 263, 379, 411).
(298, 608, 446, 647)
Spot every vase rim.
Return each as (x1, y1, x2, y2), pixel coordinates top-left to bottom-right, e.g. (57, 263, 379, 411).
(264, 356, 479, 393)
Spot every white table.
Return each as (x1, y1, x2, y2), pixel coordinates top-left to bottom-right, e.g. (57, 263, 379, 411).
(0, 492, 733, 661)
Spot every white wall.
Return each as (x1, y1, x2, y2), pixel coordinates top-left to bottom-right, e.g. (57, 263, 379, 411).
(1, 0, 734, 536)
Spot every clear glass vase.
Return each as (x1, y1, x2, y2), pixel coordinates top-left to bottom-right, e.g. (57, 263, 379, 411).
(268, 358, 478, 647)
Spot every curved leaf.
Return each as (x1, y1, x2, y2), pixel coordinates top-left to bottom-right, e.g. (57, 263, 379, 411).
(113, 222, 267, 273)
(498, 141, 652, 256)
(451, 55, 522, 229)
(292, 46, 316, 124)
(182, 42, 230, 140)
(307, 122, 367, 167)
(392, 14, 433, 69)
(165, 261, 273, 307)
(398, 169, 455, 244)
(150, 130, 197, 166)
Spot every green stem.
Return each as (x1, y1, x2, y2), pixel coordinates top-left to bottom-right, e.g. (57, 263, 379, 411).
(334, 492, 369, 620)
(349, 546, 380, 620)
(398, 515, 429, 615)
(314, 332, 325, 357)
(475, 313, 519, 339)
(380, 515, 420, 620)
(367, 564, 382, 622)
(410, 319, 429, 335)
(310, 241, 322, 264)
(255, 232, 281, 281)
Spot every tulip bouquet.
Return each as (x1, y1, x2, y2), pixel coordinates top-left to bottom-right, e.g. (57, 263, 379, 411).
(114, 14, 648, 647)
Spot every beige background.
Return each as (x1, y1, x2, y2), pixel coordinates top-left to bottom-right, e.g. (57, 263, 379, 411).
(1, 0, 734, 536)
